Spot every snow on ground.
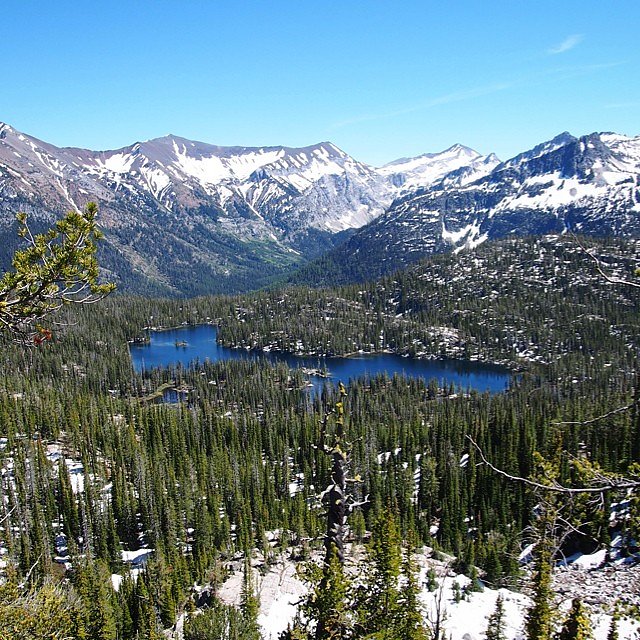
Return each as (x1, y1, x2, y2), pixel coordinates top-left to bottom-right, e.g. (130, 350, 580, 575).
(217, 554, 305, 640)
(110, 548, 154, 591)
(65, 459, 85, 493)
(560, 549, 607, 570)
(213, 546, 639, 640)
(122, 548, 154, 566)
(45, 443, 85, 493)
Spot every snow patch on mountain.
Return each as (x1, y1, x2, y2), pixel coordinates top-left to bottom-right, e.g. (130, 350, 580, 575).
(379, 144, 499, 191)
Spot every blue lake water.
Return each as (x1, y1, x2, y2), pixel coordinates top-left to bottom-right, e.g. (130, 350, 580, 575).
(129, 325, 512, 394)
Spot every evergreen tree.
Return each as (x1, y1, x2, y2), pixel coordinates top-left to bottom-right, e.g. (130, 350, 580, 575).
(0, 576, 86, 640)
(607, 601, 620, 640)
(73, 558, 117, 640)
(184, 597, 260, 640)
(426, 566, 438, 592)
(297, 543, 352, 640)
(524, 537, 554, 640)
(241, 558, 262, 640)
(394, 538, 429, 640)
(0, 203, 114, 340)
(485, 594, 506, 640)
(557, 599, 593, 640)
(355, 511, 402, 635)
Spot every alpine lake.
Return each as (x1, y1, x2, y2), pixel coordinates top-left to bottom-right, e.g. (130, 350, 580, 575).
(129, 325, 512, 400)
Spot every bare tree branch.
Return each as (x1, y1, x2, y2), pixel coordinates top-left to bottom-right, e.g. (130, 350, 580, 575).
(18, 553, 42, 589)
(571, 233, 640, 289)
(466, 435, 640, 493)
(0, 505, 16, 526)
(553, 397, 640, 425)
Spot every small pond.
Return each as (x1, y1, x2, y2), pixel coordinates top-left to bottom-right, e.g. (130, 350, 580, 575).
(129, 325, 512, 395)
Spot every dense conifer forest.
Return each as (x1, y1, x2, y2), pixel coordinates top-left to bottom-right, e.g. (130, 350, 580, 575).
(0, 235, 639, 638)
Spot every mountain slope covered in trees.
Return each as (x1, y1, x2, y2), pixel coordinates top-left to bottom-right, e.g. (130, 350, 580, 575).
(0, 235, 639, 637)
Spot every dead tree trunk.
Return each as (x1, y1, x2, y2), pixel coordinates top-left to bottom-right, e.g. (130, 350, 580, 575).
(323, 382, 348, 565)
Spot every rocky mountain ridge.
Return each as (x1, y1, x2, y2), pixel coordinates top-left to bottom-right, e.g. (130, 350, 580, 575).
(293, 130, 640, 285)
(2, 123, 639, 293)
(0, 123, 494, 294)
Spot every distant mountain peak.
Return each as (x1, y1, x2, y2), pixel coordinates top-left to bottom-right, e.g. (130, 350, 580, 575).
(378, 143, 496, 191)
(3, 123, 636, 295)
(317, 128, 640, 285)
(445, 142, 478, 155)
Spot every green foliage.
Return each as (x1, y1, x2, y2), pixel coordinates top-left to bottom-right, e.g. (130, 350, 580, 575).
(0, 233, 639, 637)
(525, 538, 555, 640)
(300, 543, 352, 640)
(426, 567, 438, 592)
(0, 577, 86, 640)
(241, 558, 262, 640)
(72, 558, 117, 640)
(607, 602, 620, 640)
(184, 597, 261, 640)
(557, 599, 593, 640)
(485, 595, 506, 640)
(0, 203, 114, 340)
(394, 539, 429, 640)
(355, 511, 402, 634)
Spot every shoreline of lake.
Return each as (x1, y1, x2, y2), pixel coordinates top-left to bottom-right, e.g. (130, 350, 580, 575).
(130, 323, 522, 374)
(129, 325, 514, 396)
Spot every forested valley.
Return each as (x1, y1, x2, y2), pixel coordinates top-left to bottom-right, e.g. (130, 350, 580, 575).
(1, 234, 639, 639)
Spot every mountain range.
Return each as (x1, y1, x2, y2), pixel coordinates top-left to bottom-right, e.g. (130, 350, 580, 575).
(0, 122, 638, 294)
(291, 131, 640, 285)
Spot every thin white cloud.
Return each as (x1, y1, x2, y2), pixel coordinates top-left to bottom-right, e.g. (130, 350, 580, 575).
(548, 34, 583, 55)
(328, 60, 624, 133)
(328, 82, 512, 131)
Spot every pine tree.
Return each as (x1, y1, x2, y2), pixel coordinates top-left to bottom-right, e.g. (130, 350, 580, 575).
(485, 594, 506, 640)
(241, 557, 262, 640)
(184, 597, 258, 640)
(356, 510, 402, 635)
(426, 566, 438, 592)
(71, 558, 117, 640)
(607, 601, 620, 640)
(0, 203, 114, 341)
(298, 543, 352, 640)
(394, 537, 429, 640)
(524, 537, 554, 640)
(0, 576, 86, 640)
(558, 599, 593, 640)
(296, 381, 354, 640)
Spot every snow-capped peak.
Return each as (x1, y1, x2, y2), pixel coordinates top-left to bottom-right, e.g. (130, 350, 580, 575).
(500, 131, 577, 170)
(378, 144, 497, 190)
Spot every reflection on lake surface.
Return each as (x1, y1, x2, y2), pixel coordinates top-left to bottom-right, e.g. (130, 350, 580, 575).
(129, 325, 512, 395)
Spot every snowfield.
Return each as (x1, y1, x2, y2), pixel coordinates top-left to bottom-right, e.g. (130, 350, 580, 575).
(210, 545, 640, 640)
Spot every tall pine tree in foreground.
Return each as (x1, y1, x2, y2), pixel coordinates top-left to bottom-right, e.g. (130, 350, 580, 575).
(288, 382, 354, 640)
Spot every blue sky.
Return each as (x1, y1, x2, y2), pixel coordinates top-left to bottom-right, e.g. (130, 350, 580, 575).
(2, 1, 638, 166)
